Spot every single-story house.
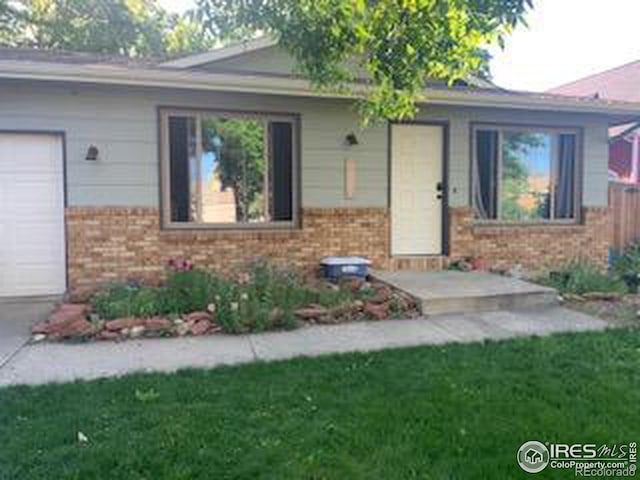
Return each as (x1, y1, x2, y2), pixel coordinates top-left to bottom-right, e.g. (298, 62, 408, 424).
(1, 38, 638, 297)
(549, 60, 640, 183)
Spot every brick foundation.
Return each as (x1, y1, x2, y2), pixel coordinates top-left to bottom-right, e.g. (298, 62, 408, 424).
(66, 207, 390, 289)
(449, 207, 611, 271)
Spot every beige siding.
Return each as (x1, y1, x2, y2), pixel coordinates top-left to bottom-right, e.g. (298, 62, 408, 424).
(0, 80, 610, 209)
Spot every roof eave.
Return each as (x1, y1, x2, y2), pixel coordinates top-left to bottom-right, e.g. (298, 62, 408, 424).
(0, 61, 639, 120)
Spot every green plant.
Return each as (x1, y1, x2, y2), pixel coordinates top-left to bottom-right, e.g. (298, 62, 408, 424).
(613, 243, 640, 292)
(92, 283, 164, 320)
(91, 261, 370, 332)
(162, 269, 218, 314)
(541, 261, 628, 296)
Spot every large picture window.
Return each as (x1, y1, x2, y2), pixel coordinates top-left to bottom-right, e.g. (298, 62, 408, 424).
(160, 109, 297, 228)
(472, 125, 579, 222)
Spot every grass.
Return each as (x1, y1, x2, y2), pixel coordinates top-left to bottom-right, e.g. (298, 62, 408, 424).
(1, 329, 639, 479)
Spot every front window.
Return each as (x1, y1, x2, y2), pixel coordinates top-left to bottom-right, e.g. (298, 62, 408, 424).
(161, 109, 296, 227)
(473, 125, 579, 222)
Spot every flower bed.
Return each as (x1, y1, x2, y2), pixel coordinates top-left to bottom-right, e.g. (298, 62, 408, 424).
(32, 262, 419, 343)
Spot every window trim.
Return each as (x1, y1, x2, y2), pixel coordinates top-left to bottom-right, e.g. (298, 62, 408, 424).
(470, 122, 583, 225)
(159, 107, 300, 230)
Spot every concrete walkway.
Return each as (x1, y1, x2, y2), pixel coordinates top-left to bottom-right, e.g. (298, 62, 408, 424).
(0, 305, 608, 387)
(0, 297, 57, 368)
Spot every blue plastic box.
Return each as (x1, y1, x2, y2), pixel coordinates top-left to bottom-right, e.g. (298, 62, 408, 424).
(320, 256, 371, 281)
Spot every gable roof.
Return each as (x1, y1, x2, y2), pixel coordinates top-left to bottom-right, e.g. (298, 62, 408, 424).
(548, 60, 640, 102)
(161, 37, 277, 69)
(0, 46, 159, 68)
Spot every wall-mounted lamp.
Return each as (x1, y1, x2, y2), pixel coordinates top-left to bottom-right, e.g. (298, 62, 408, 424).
(345, 132, 359, 146)
(85, 145, 99, 161)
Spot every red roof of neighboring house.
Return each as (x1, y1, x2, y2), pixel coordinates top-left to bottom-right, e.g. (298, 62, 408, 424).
(548, 60, 640, 102)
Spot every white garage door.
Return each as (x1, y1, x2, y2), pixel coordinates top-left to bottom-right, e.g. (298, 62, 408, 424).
(0, 133, 66, 297)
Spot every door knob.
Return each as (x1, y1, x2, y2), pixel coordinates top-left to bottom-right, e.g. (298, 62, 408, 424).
(436, 193, 443, 200)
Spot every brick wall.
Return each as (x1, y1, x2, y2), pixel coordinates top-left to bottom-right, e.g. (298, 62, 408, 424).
(65, 206, 610, 290)
(449, 207, 611, 271)
(66, 207, 390, 289)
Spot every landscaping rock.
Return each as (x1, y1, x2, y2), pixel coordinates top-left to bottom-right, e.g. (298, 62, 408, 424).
(269, 307, 283, 324)
(66, 287, 94, 304)
(47, 303, 89, 327)
(294, 305, 328, 319)
(144, 317, 172, 332)
(31, 333, 47, 343)
(175, 323, 190, 336)
(582, 292, 623, 301)
(105, 318, 145, 331)
(97, 330, 121, 341)
(190, 320, 211, 336)
(53, 318, 96, 339)
(129, 325, 146, 338)
(184, 311, 214, 324)
(370, 286, 392, 305)
(364, 302, 389, 320)
(563, 293, 586, 303)
(31, 321, 49, 335)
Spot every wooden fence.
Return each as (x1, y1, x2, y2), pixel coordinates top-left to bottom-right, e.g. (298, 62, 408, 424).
(609, 181, 640, 252)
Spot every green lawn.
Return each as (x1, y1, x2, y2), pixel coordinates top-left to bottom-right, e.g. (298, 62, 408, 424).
(1, 329, 638, 479)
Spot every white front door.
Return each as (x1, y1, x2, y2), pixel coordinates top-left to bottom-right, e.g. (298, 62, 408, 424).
(391, 124, 444, 256)
(0, 134, 66, 296)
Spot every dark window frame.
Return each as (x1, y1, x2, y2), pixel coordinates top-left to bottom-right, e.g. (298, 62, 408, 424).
(159, 107, 300, 230)
(470, 123, 583, 225)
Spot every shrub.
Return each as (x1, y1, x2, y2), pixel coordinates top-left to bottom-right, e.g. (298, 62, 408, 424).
(541, 261, 628, 296)
(612, 243, 640, 292)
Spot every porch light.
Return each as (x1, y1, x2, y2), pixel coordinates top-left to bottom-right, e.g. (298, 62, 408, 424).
(345, 132, 359, 146)
(85, 145, 99, 161)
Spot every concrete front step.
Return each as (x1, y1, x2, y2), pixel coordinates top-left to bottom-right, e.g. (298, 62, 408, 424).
(371, 270, 557, 316)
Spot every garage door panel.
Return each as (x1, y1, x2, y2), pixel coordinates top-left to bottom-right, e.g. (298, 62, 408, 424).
(0, 134, 66, 297)
(0, 136, 62, 174)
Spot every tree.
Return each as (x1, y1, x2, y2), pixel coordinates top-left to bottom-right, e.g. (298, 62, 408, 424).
(0, 0, 214, 57)
(196, 0, 532, 123)
(202, 118, 266, 222)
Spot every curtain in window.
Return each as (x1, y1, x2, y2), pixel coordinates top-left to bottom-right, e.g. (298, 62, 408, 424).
(555, 134, 576, 219)
(474, 130, 499, 219)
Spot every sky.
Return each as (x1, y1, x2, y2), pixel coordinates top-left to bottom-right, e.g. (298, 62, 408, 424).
(158, 0, 640, 93)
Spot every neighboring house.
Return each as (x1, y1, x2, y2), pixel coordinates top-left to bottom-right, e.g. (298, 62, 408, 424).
(0, 38, 638, 297)
(549, 61, 640, 183)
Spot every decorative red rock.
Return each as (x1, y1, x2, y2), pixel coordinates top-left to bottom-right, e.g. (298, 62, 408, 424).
(184, 311, 213, 324)
(294, 305, 328, 319)
(53, 318, 96, 339)
(144, 317, 172, 331)
(47, 303, 88, 326)
(190, 320, 211, 336)
(105, 318, 146, 331)
(95, 330, 120, 341)
(364, 302, 389, 320)
(31, 321, 50, 335)
(369, 286, 392, 305)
